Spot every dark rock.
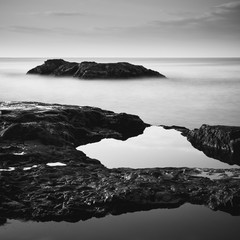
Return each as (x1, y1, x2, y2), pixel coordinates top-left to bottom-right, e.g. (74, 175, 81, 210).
(186, 124, 240, 166)
(1, 102, 240, 224)
(27, 59, 66, 75)
(164, 124, 240, 166)
(27, 59, 166, 79)
(0, 218, 7, 226)
(0, 101, 147, 147)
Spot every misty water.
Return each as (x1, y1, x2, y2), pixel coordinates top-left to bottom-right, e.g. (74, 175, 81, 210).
(1, 58, 240, 239)
(1, 58, 240, 128)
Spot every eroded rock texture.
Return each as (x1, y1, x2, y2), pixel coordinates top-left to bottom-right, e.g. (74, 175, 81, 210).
(162, 124, 240, 166)
(187, 124, 240, 165)
(0, 102, 240, 225)
(27, 59, 166, 79)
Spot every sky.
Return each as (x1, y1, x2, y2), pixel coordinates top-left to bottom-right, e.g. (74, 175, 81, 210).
(0, 0, 240, 57)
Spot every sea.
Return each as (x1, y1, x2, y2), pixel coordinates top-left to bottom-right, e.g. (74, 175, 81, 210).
(1, 57, 240, 129)
(0, 57, 240, 239)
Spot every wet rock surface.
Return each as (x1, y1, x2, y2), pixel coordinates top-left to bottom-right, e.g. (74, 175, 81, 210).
(27, 59, 166, 79)
(162, 124, 240, 166)
(1, 102, 240, 225)
(186, 124, 240, 166)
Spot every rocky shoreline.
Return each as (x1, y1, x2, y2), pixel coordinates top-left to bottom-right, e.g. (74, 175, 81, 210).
(0, 102, 240, 224)
(27, 59, 166, 79)
(162, 124, 240, 166)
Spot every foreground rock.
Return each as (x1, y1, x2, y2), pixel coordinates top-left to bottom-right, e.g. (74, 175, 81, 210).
(1, 102, 240, 225)
(27, 59, 166, 79)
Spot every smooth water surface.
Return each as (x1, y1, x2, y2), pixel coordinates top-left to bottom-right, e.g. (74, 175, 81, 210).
(0, 58, 240, 128)
(78, 126, 239, 169)
(1, 204, 240, 240)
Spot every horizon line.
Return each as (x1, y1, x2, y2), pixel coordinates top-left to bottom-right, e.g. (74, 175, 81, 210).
(1, 56, 240, 59)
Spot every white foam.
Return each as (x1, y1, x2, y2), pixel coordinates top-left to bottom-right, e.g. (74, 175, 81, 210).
(23, 165, 38, 170)
(192, 170, 240, 180)
(46, 162, 66, 167)
(0, 167, 15, 172)
(13, 152, 25, 155)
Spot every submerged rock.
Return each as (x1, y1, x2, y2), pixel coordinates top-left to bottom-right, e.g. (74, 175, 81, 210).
(27, 59, 166, 79)
(1, 102, 240, 223)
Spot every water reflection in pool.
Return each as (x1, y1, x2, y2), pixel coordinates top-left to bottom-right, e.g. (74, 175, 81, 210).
(78, 126, 238, 169)
(1, 204, 240, 240)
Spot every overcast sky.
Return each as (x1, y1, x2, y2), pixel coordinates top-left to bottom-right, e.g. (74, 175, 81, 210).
(1, 0, 240, 57)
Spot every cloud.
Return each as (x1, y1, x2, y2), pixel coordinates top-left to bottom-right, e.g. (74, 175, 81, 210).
(6, 25, 53, 33)
(152, 14, 211, 27)
(2, 1, 240, 39)
(214, 1, 240, 13)
(1, 25, 97, 37)
(90, 1, 240, 39)
(152, 1, 240, 28)
(30, 11, 87, 17)
(211, 1, 240, 23)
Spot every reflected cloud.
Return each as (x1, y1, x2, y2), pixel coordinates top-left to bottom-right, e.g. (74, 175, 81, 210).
(78, 126, 237, 169)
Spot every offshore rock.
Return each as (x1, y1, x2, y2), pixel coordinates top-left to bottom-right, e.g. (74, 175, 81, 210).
(187, 124, 240, 166)
(27, 59, 166, 79)
(1, 102, 240, 224)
